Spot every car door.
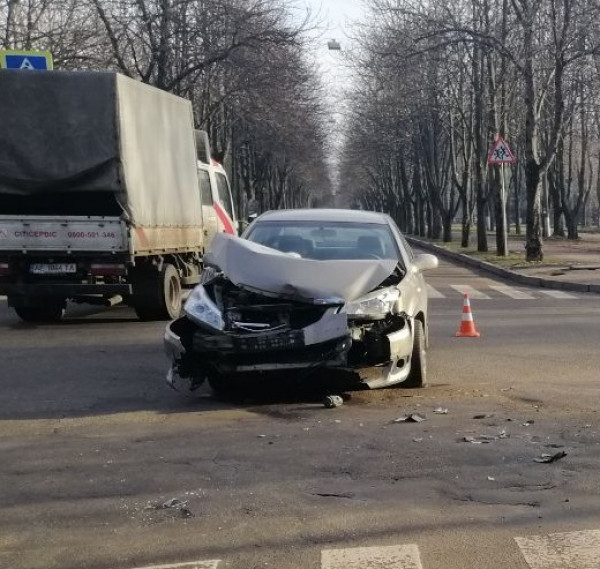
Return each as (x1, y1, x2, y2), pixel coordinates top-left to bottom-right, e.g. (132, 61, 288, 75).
(213, 171, 237, 235)
(198, 167, 219, 251)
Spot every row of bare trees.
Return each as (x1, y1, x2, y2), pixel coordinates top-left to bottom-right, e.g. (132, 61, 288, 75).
(1, 0, 330, 219)
(340, 0, 600, 260)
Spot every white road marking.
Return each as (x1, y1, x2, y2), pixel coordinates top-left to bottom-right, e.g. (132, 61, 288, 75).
(488, 284, 536, 299)
(131, 561, 220, 569)
(515, 529, 600, 569)
(450, 284, 492, 299)
(538, 290, 578, 299)
(321, 544, 423, 569)
(426, 284, 446, 298)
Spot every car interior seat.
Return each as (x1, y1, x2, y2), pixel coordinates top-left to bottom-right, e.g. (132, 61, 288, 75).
(356, 235, 384, 258)
(275, 235, 313, 257)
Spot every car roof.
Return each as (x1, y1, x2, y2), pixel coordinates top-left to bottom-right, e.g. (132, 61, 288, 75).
(255, 209, 391, 225)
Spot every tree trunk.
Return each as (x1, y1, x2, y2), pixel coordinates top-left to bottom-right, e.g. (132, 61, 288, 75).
(548, 167, 565, 237)
(472, 34, 488, 252)
(514, 166, 522, 235)
(443, 216, 453, 242)
(461, 196, 471, 247)
(432, 207, 443, 240)
(522, 7, 543, 262)
(525, 159, 543, 261)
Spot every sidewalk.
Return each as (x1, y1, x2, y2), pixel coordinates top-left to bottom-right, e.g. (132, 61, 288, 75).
(407, 231, 600, 294)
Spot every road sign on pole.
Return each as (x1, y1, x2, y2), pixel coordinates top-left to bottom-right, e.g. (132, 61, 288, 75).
(487, 135, 516, 165)
(487, 135, 516, 257)
(0, 50, 53, 70)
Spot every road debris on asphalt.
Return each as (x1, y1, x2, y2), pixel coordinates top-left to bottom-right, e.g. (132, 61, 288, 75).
(312, 492, 355, 499)
(463, 430, 508, 444)
(433, 407, 449, 414)
(473, 413, 495, 419)
(522, 420, 535, 426)
(487, 476, 496, 481)
(413, 438, 424, 442)
(151, 497, 195, 518)
(392, 413, 427, 423)
(323, 395, 344, 408)
(534, 451, 567, 463)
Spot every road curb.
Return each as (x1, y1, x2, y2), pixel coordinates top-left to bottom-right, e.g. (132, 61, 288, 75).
(406, 236, 597, 294)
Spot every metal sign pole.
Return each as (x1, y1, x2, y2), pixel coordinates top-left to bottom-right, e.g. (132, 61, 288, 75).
(501, 163, 508, 255)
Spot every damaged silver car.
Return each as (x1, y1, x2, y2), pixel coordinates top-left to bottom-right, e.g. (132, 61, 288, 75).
(164, 209, 438, 395)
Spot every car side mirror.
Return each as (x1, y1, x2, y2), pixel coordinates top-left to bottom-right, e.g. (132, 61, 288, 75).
(412, 253, 438, 273)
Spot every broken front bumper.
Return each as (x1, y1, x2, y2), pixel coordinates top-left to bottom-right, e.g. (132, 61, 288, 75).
(164, 312, 415, 388)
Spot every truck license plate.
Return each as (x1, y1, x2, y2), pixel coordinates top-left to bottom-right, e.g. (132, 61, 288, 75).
(29, 263, 77, 275)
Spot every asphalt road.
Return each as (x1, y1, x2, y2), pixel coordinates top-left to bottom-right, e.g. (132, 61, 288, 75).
(1, 259, 600, 569)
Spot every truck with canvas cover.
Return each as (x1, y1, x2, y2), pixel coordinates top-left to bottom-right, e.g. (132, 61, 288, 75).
(0, 70, 237, 322)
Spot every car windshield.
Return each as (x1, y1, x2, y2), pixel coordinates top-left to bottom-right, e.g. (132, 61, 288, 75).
(245, 220, 400, 261)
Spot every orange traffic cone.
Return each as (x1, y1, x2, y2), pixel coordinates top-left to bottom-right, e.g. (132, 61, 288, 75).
(455, 293, 480, 337)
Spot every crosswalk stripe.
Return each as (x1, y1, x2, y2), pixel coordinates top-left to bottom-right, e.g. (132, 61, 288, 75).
(130, 561, 220, 569)
(538, 290, 578, 299)
(488, 284, 536, 299)
(426, 284, 446, 298)
(515, 529, 600, 568)
(450, 284, 491, 299)
(321, 544, 423, 569)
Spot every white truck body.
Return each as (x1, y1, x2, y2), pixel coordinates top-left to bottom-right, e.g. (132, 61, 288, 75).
(0, 70, 236, 321)
(0, 216, 127, 252)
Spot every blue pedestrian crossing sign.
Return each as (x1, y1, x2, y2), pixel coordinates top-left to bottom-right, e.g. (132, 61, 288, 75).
(0, 50, 53, 70)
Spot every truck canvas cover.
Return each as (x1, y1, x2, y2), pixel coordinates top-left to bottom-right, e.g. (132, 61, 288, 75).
(0, 70, 202, 232)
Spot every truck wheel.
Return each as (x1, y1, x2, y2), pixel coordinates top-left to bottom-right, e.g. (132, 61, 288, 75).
(132, 264, 182, 321)
(13, 299, 66, 323)
(403, 319, 427, 388)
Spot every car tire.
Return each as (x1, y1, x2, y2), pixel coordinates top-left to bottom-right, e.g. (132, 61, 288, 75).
(403, 319, 427, 388)
(13, 299, 66, 323)
(207, 373, 244, 401)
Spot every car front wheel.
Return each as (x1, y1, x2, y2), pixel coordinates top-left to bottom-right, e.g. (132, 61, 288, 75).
(403, 319, 427, 388)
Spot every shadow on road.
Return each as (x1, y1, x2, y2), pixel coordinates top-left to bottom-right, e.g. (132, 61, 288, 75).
(0, 336, 372, 421)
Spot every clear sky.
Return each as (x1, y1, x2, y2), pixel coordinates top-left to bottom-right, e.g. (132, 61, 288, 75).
(299, 0, 366, 91)
(304, 0, 364, 46)
(301, 0, 366, 194)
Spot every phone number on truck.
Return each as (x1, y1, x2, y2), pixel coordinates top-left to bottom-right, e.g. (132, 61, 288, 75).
(67, 231, 117, 239)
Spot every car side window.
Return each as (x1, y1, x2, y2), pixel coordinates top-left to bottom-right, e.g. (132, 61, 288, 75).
(199, 170, 213, 206)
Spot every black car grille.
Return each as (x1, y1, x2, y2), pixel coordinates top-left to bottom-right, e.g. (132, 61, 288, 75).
(193, 329, 304, 354)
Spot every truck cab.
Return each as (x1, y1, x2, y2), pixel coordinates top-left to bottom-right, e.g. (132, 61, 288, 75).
(196, 131, 237, 251)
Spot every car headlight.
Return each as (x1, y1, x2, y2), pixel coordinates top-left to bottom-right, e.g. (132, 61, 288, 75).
(184, 285, 225, 331)
(345, 288, 401, 317)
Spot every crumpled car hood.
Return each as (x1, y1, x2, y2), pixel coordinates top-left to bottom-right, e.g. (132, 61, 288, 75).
(206, 233, 397, 303)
